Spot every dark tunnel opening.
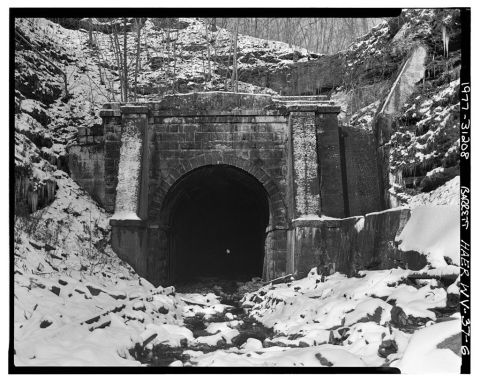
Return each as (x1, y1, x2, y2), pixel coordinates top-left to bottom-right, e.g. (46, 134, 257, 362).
(163, 165, 270, 283)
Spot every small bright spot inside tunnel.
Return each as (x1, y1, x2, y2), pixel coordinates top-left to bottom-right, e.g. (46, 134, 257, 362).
(164, 165, 270, 282)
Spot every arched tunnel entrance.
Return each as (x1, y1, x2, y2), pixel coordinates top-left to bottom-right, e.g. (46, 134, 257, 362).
(162, 165, 270, 283)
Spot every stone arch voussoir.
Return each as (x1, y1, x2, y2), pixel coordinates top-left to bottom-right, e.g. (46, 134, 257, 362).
(151, 153, 287, 227)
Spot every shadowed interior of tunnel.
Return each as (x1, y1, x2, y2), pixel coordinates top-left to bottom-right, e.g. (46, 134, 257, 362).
(162, 165, 270, 283)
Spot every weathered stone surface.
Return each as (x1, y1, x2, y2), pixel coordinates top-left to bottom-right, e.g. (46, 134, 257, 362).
(290, 111, 320, 217)
(291, 207, 427, 279)
(342, 124, 383, 216)
(378, 339, 398, 358)
(238, 53, 345, 96)
(374, 45, 428, 201)
(317, 113, 346, 217)
(381, 45, 428, 117)
(390, 306, 408, 327)
(68, 143, 105, 206)
(70, 92, 385, 286)
(356, 208, 411, 270)
(293, 217, 359, 279)
(111, 115, 146, 221)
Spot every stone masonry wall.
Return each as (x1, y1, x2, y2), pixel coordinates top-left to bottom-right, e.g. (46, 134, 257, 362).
(316, 112, 346, 217)
(69, 93, 387, 285)
(146, 108, 291, 281)
(293, 207, 427, 279)
(342, 125, 383, 216)
(102, 113, 122, 213)
(147, 111, 290, 227)
(68, 125, 105, 206)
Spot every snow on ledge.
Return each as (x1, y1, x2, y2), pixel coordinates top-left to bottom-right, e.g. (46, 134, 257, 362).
(293, 214, 322, 221)
(293, 214, 365, 224)
(293, 214, 336, 221)
(111, 211, 141, 221)
(354, 217, 365, 232)
(365, 206, 407, 217)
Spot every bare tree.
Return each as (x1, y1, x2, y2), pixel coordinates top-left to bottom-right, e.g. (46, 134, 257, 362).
(123, 18, 128, 101)
(204, 18, 212, 83)
(231, 19, 239, 92)
(110, 24, 124, 101)
(212, 17, 380, 54)
(133, 18, 143, 100)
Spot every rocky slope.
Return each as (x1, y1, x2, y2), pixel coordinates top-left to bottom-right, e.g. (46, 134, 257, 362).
(336, 9, 461, 204)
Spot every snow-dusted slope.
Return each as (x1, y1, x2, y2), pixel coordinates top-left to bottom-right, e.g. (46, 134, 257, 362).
(90, 17, 313, 97)
(15, 18, 112, 213)
(335, 9, 461, 201)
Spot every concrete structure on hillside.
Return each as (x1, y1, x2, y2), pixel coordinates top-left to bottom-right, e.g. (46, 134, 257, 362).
(69, 92, 386, 286)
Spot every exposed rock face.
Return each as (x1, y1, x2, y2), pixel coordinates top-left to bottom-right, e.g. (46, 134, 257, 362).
(381, 45, 428, 116)
(14, 18, 106, 214)
(371, 10, 461, 204)
(236, 53, 344, 96)
(375, 44, 428, 204)
(78, 18, 141, 34)
(15, 170, 57, 215)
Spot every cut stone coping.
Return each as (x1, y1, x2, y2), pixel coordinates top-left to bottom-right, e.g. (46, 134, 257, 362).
(100, 92, 341, 117)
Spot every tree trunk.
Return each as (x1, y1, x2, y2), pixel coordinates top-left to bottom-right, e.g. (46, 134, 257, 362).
(111, 25, 124, 101)
(133, 18, 142, 101)
(88, 19, 93, 48)
(205, 20, 212, 83)
(123, 18, 128, 102)
(231, 19, 239, 93)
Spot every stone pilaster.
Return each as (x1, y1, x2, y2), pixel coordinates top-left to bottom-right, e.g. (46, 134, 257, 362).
(288, 110, 321, 218)
(111, 105, 149, 222)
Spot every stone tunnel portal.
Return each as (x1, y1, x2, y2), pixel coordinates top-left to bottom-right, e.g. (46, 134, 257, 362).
(161, 165, 270, 282)
(70, 92, 383, 286)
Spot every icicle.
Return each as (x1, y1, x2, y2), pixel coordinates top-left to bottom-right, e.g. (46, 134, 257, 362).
(442, 25, 449, 58)
(29, 191, 38, 213)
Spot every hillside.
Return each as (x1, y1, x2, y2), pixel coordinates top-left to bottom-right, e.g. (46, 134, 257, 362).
(13, 13, 462, 370)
